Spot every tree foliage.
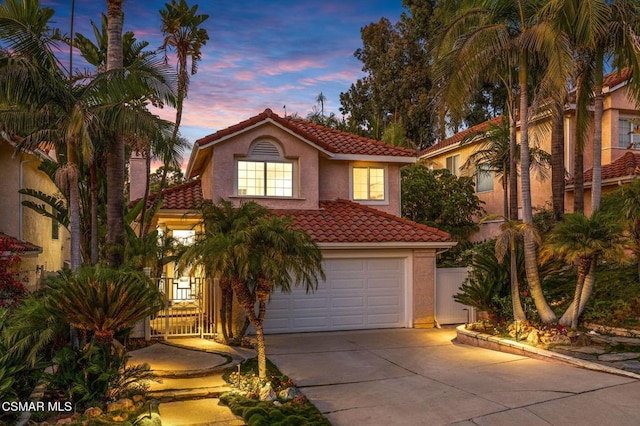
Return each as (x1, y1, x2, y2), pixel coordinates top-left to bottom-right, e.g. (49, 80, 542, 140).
(401, 164, 484, 242)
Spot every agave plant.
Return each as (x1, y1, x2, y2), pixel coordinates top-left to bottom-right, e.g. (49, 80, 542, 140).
(46, 266, 164, 344)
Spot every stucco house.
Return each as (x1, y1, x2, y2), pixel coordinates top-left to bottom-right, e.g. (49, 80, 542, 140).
(0, 135, 69, 290)
(135, 108, 456, 336)
(419, 71, 640, 241)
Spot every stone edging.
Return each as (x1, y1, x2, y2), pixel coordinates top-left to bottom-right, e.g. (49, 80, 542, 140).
(456, 325, 640, 380)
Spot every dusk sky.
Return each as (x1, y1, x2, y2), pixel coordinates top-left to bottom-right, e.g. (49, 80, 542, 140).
(43, 0, 406, 151)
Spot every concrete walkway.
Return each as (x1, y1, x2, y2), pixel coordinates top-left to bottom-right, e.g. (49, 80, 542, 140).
(129, 339, 254, 425)
(267, 327, 640, 425)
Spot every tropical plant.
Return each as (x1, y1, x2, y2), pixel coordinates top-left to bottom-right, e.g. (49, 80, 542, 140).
(0, 239, 27, 307)
(540, 211, 629, 328)
(454, 240, 512, 320)
(180, 200, 324, 378)
(491, 216, 541, 322)
(45, 266, 164, 344)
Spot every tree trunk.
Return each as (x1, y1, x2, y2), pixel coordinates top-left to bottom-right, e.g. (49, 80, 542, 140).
(510, 242, 526, 321)
(106, 0, 125, 267)
(509, 99, 518, 221)
(591, 49, 604, 213)
(570, 256, 593, 329)
(551, 102, 565, 221)
(559, 261, 596, 325)
(255, 324, 267, 379)
(519, 56, 556, 323)
(502, 167, 509, 219)
(90, 161, 99, 265)
(68, 164, 82, 271)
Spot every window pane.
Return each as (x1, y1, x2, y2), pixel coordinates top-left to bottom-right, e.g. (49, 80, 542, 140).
(369, 168, 385, 199)
(620, 119, 631, 148)
(353, 167, 369, 200)
(238, 161, 264, 196)
(446, 155, 460, 176)
(266, 162, 293, 196)
(476, 163, 493, 192)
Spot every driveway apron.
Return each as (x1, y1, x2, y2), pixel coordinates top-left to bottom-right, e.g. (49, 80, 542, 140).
(267, 327, 640, 426)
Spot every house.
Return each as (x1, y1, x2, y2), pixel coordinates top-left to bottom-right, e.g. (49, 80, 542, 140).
(420, 71, 640, 240)
(0, 135, 69, 290)
(133, 108, 456, 336)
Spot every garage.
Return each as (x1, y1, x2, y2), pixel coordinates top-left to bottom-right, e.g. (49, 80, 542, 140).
(263, 256, 408, 334)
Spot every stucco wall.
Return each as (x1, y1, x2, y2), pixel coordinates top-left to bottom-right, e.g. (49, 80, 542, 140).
(412, 249, 436, 328)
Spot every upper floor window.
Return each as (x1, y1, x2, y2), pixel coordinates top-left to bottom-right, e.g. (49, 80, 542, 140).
(619, 118, 640, 149)
(236, 140, 294, 197)
(476, 163, 494, 193)
(446, 154, 460, 176)
(352, 166, 385, 201)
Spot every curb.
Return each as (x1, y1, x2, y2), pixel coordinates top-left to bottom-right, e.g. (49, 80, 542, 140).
(456, 325, 640, 380)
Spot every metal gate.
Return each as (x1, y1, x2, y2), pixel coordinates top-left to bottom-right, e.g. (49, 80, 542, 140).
(150, 276, 215, 338)
(435, 267, 473, 325)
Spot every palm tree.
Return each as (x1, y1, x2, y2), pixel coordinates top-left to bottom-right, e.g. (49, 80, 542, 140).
(540, 211, 628, 328)
(433, 0, 574, 322)
(490, 216, 541, 322)
(179, 200, 270, 344)
(105, 0, 125, 267)
(46, 266, 164, 344)
(179, 200, 324, 378)
(236, 215, 324, 378)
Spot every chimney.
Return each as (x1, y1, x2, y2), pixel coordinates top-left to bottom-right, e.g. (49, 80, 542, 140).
(129, 151, 149, 202)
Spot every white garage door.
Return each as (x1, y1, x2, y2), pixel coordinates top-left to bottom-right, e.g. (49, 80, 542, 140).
(263, 257, 406, 334)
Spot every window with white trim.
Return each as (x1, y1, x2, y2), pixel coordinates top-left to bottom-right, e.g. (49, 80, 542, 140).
(236, 140, 294, 197)
(446, 154, 460, 176)
(476, 163, 494, 192)
(619, 118, 640, 149)
(352, 166, 385, 201)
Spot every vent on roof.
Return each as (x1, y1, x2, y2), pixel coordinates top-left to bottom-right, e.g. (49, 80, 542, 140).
(250, 140, 281, 157)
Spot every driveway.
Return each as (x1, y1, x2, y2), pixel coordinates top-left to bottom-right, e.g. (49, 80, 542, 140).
(267, 327, 640, 425)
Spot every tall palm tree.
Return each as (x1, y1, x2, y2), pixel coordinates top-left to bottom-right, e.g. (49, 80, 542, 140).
(433, 0, 574, 322)
(105, 0, 125, 267)
(540, 211, 628, 328)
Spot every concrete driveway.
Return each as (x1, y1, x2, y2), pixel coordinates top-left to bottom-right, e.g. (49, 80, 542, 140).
(267, 327, 640, 425)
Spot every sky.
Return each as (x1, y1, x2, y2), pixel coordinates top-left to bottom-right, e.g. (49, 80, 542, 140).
(42, 0, 406, 151)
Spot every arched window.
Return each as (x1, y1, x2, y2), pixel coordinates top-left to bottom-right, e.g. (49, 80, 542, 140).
(236, 140, 294, 197)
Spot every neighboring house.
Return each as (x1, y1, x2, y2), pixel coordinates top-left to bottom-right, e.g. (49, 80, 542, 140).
(133, 108, 456, 336)
(0, 136, 69, 290)
(420, 71, 640, 240)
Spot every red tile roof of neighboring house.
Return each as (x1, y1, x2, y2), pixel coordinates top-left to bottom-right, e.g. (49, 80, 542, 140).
(196, 108, 416, 158)
(136, 179, 203, 210)
(0, 232, 42, 253)
(578, 151, 640, 184)
(603, 68, 632, 88)
(275, 199, 452, 244)
(419, 116, 503, 157)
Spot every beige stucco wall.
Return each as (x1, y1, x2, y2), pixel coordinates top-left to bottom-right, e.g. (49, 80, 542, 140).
(412, 249, 436, 328)
(0, 141, 69, 291)
(202, 122, 321, 210)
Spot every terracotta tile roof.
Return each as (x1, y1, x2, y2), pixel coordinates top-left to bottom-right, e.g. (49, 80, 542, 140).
(603, 68, 632, 88)
(196, 108, 416, 158)
(419, 116, 503, 157)
(0, 232, 41, 253)
(275, 199, 452, 244)
(138, 179, 203, 210)
(578, 151, 640, 184)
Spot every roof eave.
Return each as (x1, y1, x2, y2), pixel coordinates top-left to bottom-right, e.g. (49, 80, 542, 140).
(317, 241, 457, 250)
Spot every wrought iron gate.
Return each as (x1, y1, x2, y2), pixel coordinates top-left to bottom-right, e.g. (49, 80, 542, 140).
(150, 276, 216, 338)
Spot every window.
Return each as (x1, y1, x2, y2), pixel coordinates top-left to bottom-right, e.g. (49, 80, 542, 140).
(476, 163, 494, 192)
(236, 140, 294, 197)
(619, 119, 640, 149)
(353, 166, 385, 200)
(446, 155, 460, 176)
(51, 218, 59, 240)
